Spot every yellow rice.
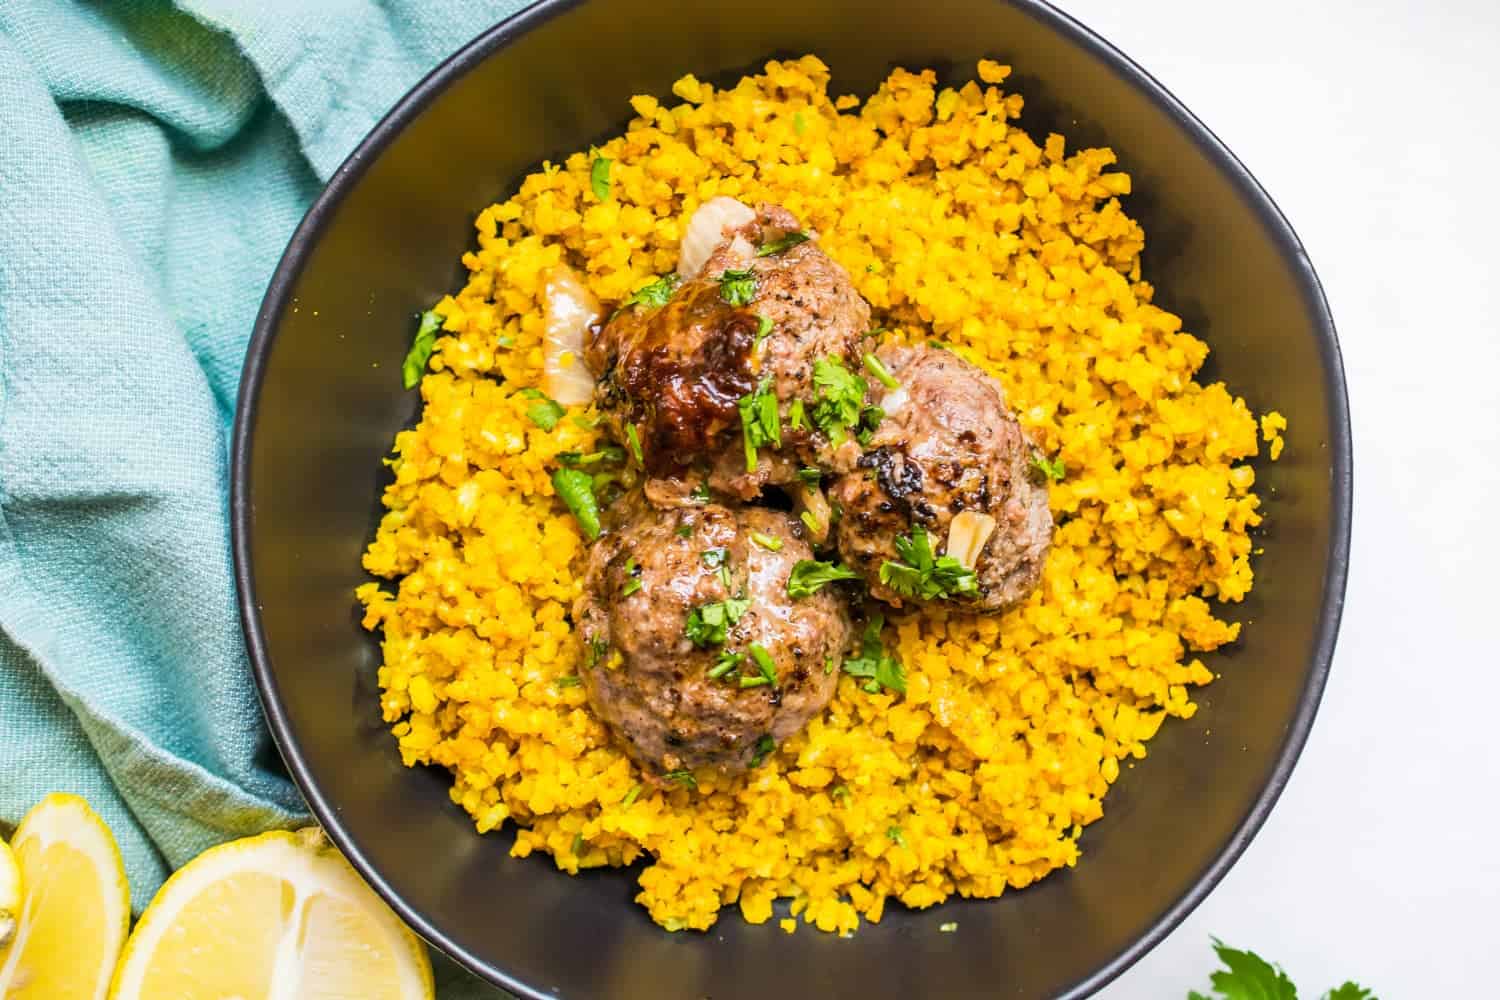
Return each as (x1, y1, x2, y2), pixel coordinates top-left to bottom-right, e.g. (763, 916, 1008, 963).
(356, 57, 1285, 935)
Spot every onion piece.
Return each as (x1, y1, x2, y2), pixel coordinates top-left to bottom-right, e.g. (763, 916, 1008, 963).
(542, 264, 602, 406)
(677, 196, 756, 277)
(946, 511, 998, 571)
(794, 483, 833, 546)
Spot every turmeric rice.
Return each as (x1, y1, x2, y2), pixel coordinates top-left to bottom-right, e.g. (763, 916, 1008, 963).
(356, 56, 1285, 935)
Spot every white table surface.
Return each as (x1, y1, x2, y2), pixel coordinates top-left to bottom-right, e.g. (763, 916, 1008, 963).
(1052, 1, 1500, 996)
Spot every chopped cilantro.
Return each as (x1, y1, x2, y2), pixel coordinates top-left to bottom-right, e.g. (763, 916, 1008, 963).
(624, 423, 644, 466)
(747, 643, 777, 684)
(585, 636, 608, 667)
(862, 352, 900, 389)
(737, 378, 781, 473)
(755, 313, 774, 343)
(619, 274, 678, 312)
(401, 309, 444, 389)
(749, 734, 776, 767)
(1032, 454, 1066, 482)
(1188, 940, 1300, 1000)
(739, 675, 771, 688)
(572, 832, 585, 856)
(622, 578, 642, 597)
(621, 783, 642, 807)
(810, 356, 868, 444)
(842, 613, 906, 695)
(690, 482, 712, 503)
(662, 769, 696, 788)
(557, 445, 626, 468)
(797, 467, 822, 487)
(718, 267, 757, 307)
(879, 525, 978, 600)
(589, 150, 611, 201)
(800, 510, 822, 535)
(675, 523, 694, 538)
(684, 597, 750, 647)
(787, 559, 861, 598)
(830, 784, 851, 801)
(556, 675, 582, 688)
(939, 922, 958, 933)
(707, 650, 743, 679)
(886, 826, 906, 847)
(551, 468, 601, 540)
(750, 530, 783, 551)
(526, 394, 567, 430)
(787, 398, 807, 431)
(701, 547, 728, 568)
(793, 110, 808, 135)
(757, 231, 810, 256)
(856, 404, 884, 447)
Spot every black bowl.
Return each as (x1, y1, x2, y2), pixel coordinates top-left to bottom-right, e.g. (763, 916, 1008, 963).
(232, 1, 1351, 996)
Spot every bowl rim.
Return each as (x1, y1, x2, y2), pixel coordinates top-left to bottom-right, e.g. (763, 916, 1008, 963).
(230, 1, 1353, 996)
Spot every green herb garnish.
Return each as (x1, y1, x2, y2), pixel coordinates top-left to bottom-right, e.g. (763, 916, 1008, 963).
(684, 597, 751, 647)
(939, 922, 957, 933)
(793, 111, 808, 135)
(1188, 939, 1373, 1000)
(551, 468, 601, 540)
(573, 832, 586, 856)
(622, 275, 678, 312)
(586, 636, 608, 667)
(401, 309, 444, 389)
(737, 378, 781, 473)
(662, 770, 696, 789)
(675, 523, 694, 538)
(830, 784, 851, 801)
(556, 675, 582, 688)
(690, 482, 712, 503)
(747, 643, 778, 685)
(750, 531, 783, 551)
(810, 356, 868, 444)
(755, 313, 774, 343)
(842, 613, 905, 695)
(787, 398, 807, 431)
(797, 467, 822, 487)
(625, 423, 645, 466)
(739, 675, 771, 688)
(863, 353, 899, 389)
(557, 445, 626, 468)
(701, 548, 728, 568)
(621, 783, 642, 807)
(589, 150, 612, 201)
(719, 268, 757, 307)
(879, 525, 977, 600)
(757, 231, 810, 257)
(707, 650, 743, 679)
(1031, 454, 1066, 482)
(886, 826, 906, 847)
(800, 510, 822, 536)
(622, 578, 642, 597)
(855, 404, 884, 447)
(526, 394, 567, 430)
(787, 559, 861, 598)
(749, 734, 776, 767)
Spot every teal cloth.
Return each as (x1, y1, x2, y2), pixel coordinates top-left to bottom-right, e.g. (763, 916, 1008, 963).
(0, 1, 527, 995)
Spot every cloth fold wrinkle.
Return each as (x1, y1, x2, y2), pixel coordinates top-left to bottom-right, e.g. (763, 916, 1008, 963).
(0, 5, 530, 995)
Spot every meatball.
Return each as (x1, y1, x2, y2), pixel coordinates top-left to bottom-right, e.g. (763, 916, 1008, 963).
(828, 343, 1053, 614)
(573, 491, 850, 777)
(586, 201, 869, 502)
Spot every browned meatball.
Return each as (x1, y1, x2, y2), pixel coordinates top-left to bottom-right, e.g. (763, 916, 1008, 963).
(586, 202, 869, 502)
(573, 492, 849, 778)
(828, 343, 1052, 614)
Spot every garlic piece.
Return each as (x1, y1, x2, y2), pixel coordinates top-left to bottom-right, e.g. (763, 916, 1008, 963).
(542, 264, 602, 405)
(946, 511, 998, 571)
(677, 196, 756, 277)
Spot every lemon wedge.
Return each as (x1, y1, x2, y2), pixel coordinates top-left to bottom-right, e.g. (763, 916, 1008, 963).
(109, 826, 433, 1000)
(0, 834, 20, 948)
(0, 793, 131, 999)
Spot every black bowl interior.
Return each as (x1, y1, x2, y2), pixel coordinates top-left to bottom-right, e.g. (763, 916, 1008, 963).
(233, 1, 1350, 997)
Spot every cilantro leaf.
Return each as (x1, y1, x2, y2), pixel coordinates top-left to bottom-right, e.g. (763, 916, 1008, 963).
(525, 393, 567, 430)
(719, 268, 757, 307)
(590, 150, 612, 201)
(879, 525, 978, 600)
(787, 559, 861, 598)
(1323, 985, 1375, 1000)
(551, 468, 601, 540)
(1193, 940, 1299, 1000)
(747, 643, 778, 685)
(749, 734, 776, 767)
(737, 378, 781, 472)
(1032, 453, 1066, 482)
(842, 613, 905, 695)
(401, 309, 444, 389)
(619, 274, 678, 312)
(757, 231, 810, 256)
(810, 356, 868, 444)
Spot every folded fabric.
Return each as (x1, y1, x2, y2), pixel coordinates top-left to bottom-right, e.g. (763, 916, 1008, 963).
(0, 2, 530, 995)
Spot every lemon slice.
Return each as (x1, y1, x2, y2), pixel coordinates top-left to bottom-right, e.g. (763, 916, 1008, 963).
(0, 834, 20, 948)
(109, 827, 433, 1000)
(0, 793, 131, 999)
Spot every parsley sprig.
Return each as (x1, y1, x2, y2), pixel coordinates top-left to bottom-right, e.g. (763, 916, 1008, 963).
(879, 525, 978, 600)
(619, 274, 678, 312)
(842, 613, 905, 695)
(1189, 939, 1375, 1000)
(1032, 453, 1066, 482)
(787, 559, 861, 598)
(810, 357, 867, 444)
